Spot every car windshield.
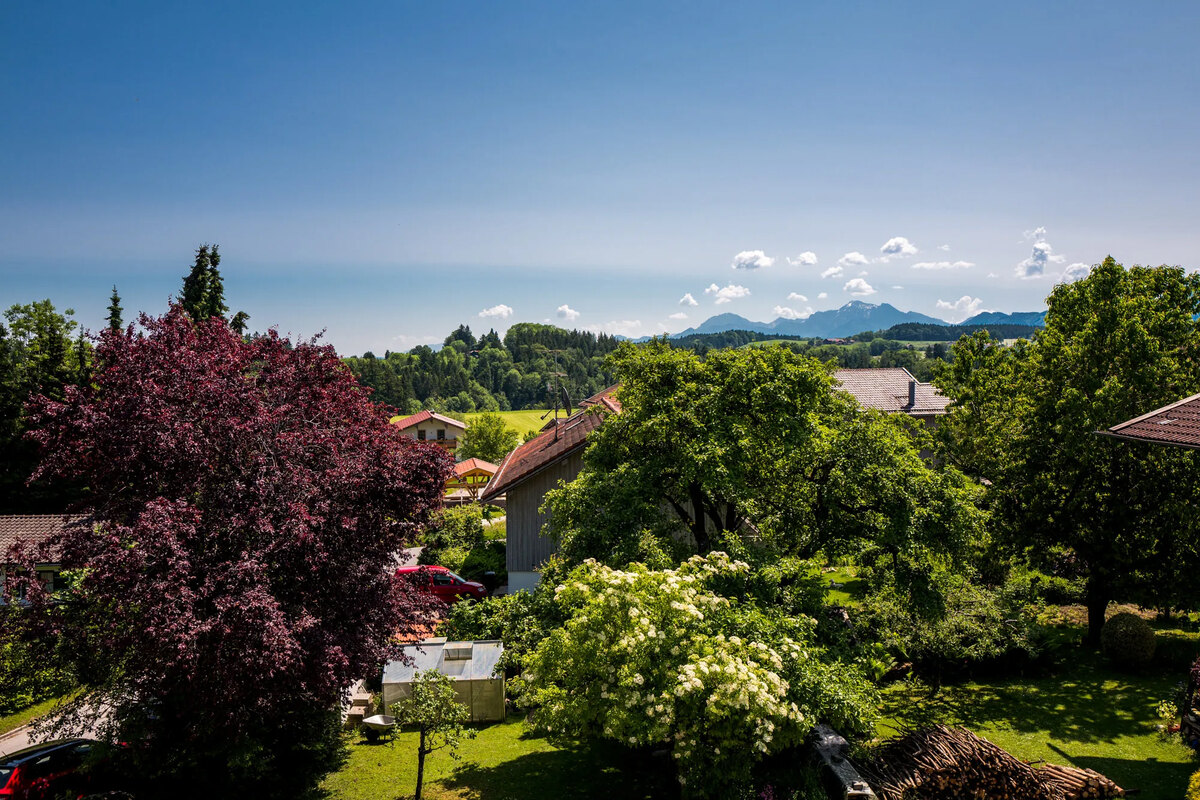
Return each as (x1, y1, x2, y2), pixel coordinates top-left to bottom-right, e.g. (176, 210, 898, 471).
(449, 571, 468, 583)
(0, 767, 12, 787)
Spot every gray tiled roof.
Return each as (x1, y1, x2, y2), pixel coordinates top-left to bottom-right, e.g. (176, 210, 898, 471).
(834, 368, 950, 416)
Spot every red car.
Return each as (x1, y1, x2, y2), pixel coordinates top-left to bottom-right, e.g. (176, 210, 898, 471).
(396, 565, 487, 603)
(0, 738, 120, 799)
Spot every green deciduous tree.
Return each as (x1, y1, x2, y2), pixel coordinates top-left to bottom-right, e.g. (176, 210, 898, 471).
(391, 669, 476, 800)
(543, 342, 983, 583)
(0, 301, 89, 511)
(457, 411, 519, 464)
(936, 257, 1200, 643)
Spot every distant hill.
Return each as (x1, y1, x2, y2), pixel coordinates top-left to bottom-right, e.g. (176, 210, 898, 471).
(960, 310, 1047, 326)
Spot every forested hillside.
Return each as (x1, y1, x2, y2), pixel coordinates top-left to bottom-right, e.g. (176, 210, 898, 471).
(343, 323, 619, 413)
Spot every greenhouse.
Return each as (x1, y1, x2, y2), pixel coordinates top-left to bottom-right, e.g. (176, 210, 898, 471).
(381, 638, 506, 722)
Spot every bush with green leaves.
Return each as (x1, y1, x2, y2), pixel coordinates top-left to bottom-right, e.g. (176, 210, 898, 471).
(520, 553, 877, 798)
(458, 540, 506, 585)
(1101, 612, 1156, 667)
(857, 576, 1043, 690)
(1187, 769, 1200, 800)
(418, 506, 485, 567)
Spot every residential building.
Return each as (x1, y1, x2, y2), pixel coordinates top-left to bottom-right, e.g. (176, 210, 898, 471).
(391, 410, 468, 458)
(833, 367, 950, 424)
(481, 387, 620, 592)
(0, 514, 81, 596)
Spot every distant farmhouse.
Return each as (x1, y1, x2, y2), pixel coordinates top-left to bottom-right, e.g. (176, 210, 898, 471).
(482, 386, 620, 592)
(391, 410, 468, 458)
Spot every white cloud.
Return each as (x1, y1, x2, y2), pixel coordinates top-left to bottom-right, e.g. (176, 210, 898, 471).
(600, 320, 644, 337)
(987, 272, 999, 278)
(821, 266, 844, 279)
(912, 260, 976, 270)
(773, 305, 813, 320)
(838, 251, 870, 269)
(938, 244, 951, 251)
(731, 250, 775, 270)
(843, 278, 876, 296)
(818, 292, 828, 299)
(668, 312, 689, 320)
(936, 295, 986, 323)
(879, 236, 918, 259)
(478, 304, 514, 319)
(1023, 226, 1048, 241)
(705, 283, 751, 304)
(1015, 237, 1065, 279)
(1062, 262, 1092, 283)
(679, 292, 698, 306)
(857, 270, 869, 276)
(556, 304, 580, 322)
(787, 251, 818, 267)
(787, 292, 808, 302)
(891, 285, 904, 290)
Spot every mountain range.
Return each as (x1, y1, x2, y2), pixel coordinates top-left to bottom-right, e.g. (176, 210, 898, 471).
(660, 301, 1046, 340)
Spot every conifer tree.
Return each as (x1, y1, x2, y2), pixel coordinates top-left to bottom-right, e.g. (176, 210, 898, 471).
(106, 285, 123, 332)
(180, 244, 228, 322)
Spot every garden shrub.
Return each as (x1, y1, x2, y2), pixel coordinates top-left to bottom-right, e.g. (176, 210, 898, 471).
(0, 636, 72, 715)
(459, 540, 506, 585)
(419, 506, 485, 567)
(1187, 768, 1200, 800)
(521, 553, 877, 798)
(1101, 612, 1156, 667)
(857, 577, 1044, 689)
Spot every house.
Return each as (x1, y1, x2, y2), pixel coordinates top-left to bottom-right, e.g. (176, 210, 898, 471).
(1099, 392, 1200, 449)
(445, 457, 499, 504)
(0, 514, 81, 596)
(391, 410, 468, 458)
(481, 386, 621, 592)
(833, 367, 950, 424)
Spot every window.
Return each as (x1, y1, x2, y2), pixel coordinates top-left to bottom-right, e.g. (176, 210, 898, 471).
(37, 570, 56, 592)
(436, 429, 446, 440)
(433, 573, 452, 585)
(417, 429, 426, 440)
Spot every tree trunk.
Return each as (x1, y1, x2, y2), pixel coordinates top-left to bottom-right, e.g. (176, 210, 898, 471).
(1085, 579, 1110, 648)
(688, 481, 711, 553)
(415, 729, 426, 800)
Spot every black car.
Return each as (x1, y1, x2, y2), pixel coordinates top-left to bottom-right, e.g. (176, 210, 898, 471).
(0, 738, 125, 799)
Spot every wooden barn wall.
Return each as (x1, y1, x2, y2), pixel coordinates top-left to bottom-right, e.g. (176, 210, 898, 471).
(506, 451, 584, 573)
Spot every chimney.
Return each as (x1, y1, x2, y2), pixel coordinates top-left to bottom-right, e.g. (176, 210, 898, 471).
(908, 380, 917, 409)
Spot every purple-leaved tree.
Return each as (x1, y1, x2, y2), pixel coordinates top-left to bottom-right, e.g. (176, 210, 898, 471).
(16, 306, 453, 796)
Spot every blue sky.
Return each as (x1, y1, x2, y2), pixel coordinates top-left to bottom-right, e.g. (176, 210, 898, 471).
(3, 2, 1198, 354)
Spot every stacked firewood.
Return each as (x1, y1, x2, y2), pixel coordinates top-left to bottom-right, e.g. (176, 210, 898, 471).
(1038, 764, 1124, 799)
(861, 725, 1124, 800)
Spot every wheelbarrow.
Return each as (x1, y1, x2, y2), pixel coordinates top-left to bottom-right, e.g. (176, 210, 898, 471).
(362, 714, 397, 742)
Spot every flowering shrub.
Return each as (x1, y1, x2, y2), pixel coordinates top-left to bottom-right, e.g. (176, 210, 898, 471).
(521, 553, 876, 797)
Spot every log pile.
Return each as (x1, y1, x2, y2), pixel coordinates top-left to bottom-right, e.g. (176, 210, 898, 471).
(861, 725, 1125, 800)
(1038, 764, 1124, 799)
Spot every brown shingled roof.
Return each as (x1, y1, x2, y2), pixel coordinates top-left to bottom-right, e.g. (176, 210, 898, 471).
(1099, 392, 1200, 450)
(0, 515, 86, 561)
(481, 407, 612, 501)
(834, 368, 950, 415)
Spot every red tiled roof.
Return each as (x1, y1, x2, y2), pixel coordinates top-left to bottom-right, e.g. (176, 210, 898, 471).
(833, 368, 950, 416)
(1100, 392, 1200, 450)
(392, 410, 468, 431)
(454, 458, 499, 476)
(481, 407, 613, 501)
(578, 384, 622, 410)
(0, 515, 86, 561)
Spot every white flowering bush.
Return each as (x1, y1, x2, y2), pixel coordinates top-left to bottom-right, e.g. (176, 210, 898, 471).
(522, 553, 876, 796)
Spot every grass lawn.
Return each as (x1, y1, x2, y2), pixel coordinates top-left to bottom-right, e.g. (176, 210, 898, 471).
(820, 564, 867, 607)
(321, 714, 676, 800)
(0, 695, 67, 737)
(464, 409, 557, 440)
(878, 651, 1195, 800)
